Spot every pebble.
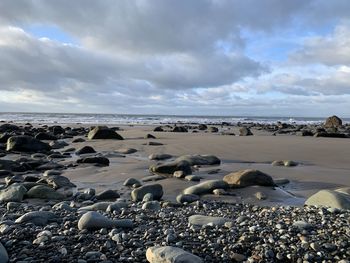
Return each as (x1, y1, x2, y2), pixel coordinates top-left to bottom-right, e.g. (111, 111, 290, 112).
(0, 199, 349, 262)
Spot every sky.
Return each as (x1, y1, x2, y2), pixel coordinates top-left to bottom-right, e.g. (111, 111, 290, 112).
(0, 0, 349, 117)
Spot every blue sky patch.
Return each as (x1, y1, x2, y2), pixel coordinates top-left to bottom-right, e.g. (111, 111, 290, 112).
(24, 24, 79, 45)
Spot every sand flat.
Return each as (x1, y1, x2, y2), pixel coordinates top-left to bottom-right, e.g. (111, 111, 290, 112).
(56, 125, 350, 205)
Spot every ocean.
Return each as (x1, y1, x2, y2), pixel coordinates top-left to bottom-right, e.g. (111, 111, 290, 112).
(1, 112, 349, 125)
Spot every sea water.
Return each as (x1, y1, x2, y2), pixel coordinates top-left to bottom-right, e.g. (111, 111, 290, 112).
(0, 112, 348, 125)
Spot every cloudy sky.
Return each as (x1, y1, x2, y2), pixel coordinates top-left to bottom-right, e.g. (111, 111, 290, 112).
(0, 0, 349, 117)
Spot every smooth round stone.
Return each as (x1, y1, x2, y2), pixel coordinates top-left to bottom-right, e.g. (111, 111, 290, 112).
(131, 184, 163, 201)
(142, 201, 161, 211)
(77, 211, 133, 230)
(142, 193, 154, 202)
(188, 215, 232, 227)
(176, 194, 200, 204)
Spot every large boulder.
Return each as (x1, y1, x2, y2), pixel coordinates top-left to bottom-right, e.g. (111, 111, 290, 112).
(146, 246, 203, 263)
(305, 190, 350, 210)
(0, 185, 27, 202)
(26, 185, 65, 200)
(0, 242, 8, 263)
(149, 160, 192, 176)
(223, 169, 275, 187)
(183, 180, 229, 195)
(88, 126, 123, 140)
(324, 115, 342, 128)
(6, 136, 51, 152)
(175, 155, 221, 166)
(77, 211, 133, 230)
(0, 123, 19, 132)
(131, 184, 163, 201)
(188, 215, 232, 227)
(15, 211, 56, 226)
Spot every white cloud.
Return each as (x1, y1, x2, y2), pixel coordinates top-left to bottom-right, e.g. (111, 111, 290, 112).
(0, 0, 349, 116)
(290, 23, 350, 66)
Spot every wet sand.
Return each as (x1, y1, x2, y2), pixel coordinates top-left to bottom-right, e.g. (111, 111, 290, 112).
(56, 125, 350, 206)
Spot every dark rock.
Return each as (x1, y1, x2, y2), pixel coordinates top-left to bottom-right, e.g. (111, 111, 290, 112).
(172, 126, 188, 133)
(175, 155, 221, 166)
(35, 132, 57, 141)
(76, 146, 96, 155)
(209, 127, 219, 133)
(314, 132, 347, 138)
(198, 124, 208, 130)
(6, 135, 51, 152)
(72, 137, 86, 143)
(153, 126, 164, 132)
(0, 123, 19, 132)
(145, 134, 156, 139)
(95, 189, 120, 200)
(0, 133, 12, 143)
(88, 126, 123, 140)
(77, 157, 110, 166)
(0, 170, 13, 178)
(149, 160, 192, 175)
(146, 141, 163, 146)
(297, 130, 314, 136)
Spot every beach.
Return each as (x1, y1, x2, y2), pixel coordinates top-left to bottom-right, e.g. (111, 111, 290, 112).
(0, 119, 350, 262)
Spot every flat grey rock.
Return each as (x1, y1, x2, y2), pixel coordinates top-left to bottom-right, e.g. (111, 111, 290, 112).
(0, 185, 27, 202)
(188, 215, 232, 227)
(15, 211, 56, 226)
(305, 190, 350, 210)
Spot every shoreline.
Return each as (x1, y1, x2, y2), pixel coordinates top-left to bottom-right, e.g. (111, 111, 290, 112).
(0, 120, 350, 262)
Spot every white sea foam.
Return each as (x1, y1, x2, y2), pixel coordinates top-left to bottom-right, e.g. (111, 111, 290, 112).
(0, 112, 348, 125)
